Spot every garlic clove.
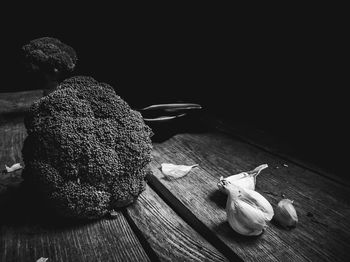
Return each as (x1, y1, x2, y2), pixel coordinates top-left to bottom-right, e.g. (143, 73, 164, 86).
(227, 199, 268, 236)
(225, 184, 274, 236)
(161, 163, 198, 180)
(241, 188, 274, 221)
(218, 164, 268, 193)
(274, 199, 298, 228)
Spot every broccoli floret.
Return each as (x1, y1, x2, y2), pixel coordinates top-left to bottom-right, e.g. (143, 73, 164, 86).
(22, 37, 77, 74)
(22, 37, 78, 95)
(22, 76, 153, 219)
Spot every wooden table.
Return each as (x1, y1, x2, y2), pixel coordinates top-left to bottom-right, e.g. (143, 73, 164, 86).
(1, 91, 350, 262)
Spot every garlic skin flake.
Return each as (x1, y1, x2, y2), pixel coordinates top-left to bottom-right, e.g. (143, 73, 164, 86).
(218, 164, 268, 193)
(225, 184, 274, 236)
(274, 199, 298, 228)
(161, 163, 198, 180)
(36, 258, 48, 262)
(5, 163, 23, 173)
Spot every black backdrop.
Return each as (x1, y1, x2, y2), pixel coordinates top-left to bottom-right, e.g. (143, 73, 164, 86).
(0, 8, 346, 177)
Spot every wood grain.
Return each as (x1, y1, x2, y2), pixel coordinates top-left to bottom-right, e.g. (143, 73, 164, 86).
(149, 132, 350, 262)
(0, 212, 151, 262)
(0, 90, 42, 115)
(125, 185, 229, 262)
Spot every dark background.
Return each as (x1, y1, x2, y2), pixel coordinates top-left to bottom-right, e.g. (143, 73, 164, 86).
(0, 7, 347, 178)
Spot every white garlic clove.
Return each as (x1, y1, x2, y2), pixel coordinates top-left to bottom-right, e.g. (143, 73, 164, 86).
(227, 198, 268, 236)
(217, 164, 268, 193)
(225, 183, 274, 236)
(274, 199, 298, 228)
(161, 163, 198, 180)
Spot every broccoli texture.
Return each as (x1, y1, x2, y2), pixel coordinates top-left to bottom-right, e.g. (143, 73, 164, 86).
(22, 37, 77, 74)
(22, 76, 153, 219)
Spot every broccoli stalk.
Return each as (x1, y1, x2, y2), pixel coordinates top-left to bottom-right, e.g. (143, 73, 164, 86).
(22, 76, 153, 219)
(22, 37, 78, 96)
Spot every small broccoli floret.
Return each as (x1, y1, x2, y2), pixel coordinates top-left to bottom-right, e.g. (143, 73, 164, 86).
(22, 37, 77, 74)
(22, 76, 153, 219)
(22, 37, 78, 95)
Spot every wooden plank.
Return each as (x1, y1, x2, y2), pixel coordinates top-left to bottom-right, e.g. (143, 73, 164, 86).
(0, 90, 42, 115)
(0, 119, 151, 262)
(0, 212, 150, 262)
(149, 132, 350, 262)
(125, 185, 230, 262)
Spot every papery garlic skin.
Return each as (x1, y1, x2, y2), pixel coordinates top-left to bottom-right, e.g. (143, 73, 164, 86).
(274, 199, 298, 228)
(218, 164, 268, 193)
(5, 163, 23, 173)
(161, 163, 198, 179)
(225, 184, 274, 236)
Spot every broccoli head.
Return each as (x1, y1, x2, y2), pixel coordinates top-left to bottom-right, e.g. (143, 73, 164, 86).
(22, 37, 77, 74)
(22, 76, 153, 219)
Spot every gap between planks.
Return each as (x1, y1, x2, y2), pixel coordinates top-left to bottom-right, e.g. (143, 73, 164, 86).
(121, 208, 161, 262)
(146, 174, 242, 262)
(123, 185, 229, 262)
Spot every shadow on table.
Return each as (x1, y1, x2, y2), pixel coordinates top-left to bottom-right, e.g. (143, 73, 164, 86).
(0, 182, 97, 231)
(212, 221, 263, 244)
(208, 190, 227, 209)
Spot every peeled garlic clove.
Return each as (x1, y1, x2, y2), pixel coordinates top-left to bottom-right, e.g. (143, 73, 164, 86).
(161, 163, 198, 180)
(274, 199, 298, 228)
(225, 184, 274, 236)
(217, 164, 268, 193)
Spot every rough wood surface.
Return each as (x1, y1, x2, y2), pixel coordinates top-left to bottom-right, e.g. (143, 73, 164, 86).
(0, 213, 151, 262)
(125, 185, 228, 262)
(0, 213, 149, 262)
(0, 90, 42, 115)
(149, 132, 350, 262)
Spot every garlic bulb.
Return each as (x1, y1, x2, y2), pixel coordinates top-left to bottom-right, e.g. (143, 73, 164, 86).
(274, 199, 298, 228)
(225, 184, 274, 236)
(218, 164, 268, 193)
